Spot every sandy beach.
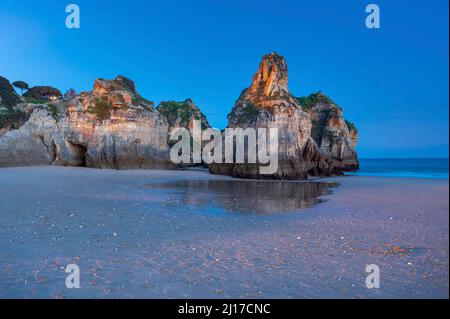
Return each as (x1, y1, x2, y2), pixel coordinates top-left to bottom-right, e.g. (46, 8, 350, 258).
(0, 166, 448, 298)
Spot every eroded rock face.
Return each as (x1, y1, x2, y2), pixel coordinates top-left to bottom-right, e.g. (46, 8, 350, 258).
(209, 52, 358, 179)
(0, 75, 174, 169)
(58, 76, 173, 168)
(157, 99, 210, 133)
(0, 108, 62, 166)
(300, 92, 359, 170)
(156, 99, 211, 167)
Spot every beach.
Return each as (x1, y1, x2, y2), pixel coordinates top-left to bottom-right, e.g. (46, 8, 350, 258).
(0, 166, 448, 298)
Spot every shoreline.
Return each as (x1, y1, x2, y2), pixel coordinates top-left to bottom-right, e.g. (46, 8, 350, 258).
(1, 164, 448, 181)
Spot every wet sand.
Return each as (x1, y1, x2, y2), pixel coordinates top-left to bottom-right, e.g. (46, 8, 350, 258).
(0, 166, 448, 298)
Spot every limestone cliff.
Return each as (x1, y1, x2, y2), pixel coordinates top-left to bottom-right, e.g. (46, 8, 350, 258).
(209, 52, 359, 179)
(0, 75, 174, 169)
(0, 56, 358, 177)
(297, 92, 359, 171)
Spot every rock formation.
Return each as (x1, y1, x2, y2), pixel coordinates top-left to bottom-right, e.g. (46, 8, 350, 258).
(1, 54, 358, 178)
(0, 75, 174, 169)
(209, 52, 358, 179)
(157, 99, 211, 167)
(157, 99, 210, 134)
(299, 92, 358, 167)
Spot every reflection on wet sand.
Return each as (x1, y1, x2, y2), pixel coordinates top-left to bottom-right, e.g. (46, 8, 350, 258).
(146, 180, 339, 213)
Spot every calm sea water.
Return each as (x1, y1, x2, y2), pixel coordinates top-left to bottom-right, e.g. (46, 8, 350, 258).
(348, 158, 449, 179)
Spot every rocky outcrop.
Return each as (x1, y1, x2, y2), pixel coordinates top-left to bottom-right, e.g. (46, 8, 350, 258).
(157, 99, 210, 133)
(157, 99, 211, 167)
(0, 108, 62, 166)
(1, 56, 358, 177)
(0, 75, 174, 169)
(297, 92, 359, 172)
(209, 52, 358, 179)
(57, 76, 173, 168)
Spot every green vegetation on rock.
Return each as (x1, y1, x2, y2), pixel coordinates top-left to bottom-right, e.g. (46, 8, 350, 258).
(90, 97, 112, 121)
(24, 96, 46, 104)
(47, 103, 59, 119)
(233, 102, 260, 124)
(0, 108, 28, 129)
(158, 100, 208, 129)
(131, 93, 153, 108)
(0, 76, 21, 108)
(345, 119, 357, 132)
(295, 91, 336, 112)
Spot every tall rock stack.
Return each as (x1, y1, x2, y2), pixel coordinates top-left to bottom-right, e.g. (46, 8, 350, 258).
(209, 52, 359, 179)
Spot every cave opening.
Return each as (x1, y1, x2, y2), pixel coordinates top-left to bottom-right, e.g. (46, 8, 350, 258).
(67, 141, 87, 167)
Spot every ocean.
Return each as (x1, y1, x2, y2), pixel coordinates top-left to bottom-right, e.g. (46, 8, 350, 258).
(348, 158, 449, 179)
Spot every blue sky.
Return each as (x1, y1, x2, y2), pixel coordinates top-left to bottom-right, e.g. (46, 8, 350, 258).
(0, 0, 448, 158)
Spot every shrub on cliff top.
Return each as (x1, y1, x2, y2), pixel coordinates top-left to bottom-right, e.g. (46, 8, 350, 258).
(47, 103, 60, 119)
(296, 91, 337, 112)
(129, 92, 154, 110)
(0, 108, 28, 130)
(345, 119, 357, 132)
(0, 76, 21, 108)
(157, 100, 208, 129)
(23, 86, 62, 101)
(24, 96, 46, 104)
(12, 81, 29, 95)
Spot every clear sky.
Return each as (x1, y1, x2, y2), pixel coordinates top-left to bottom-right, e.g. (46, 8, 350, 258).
(0, 0, 448, 158)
